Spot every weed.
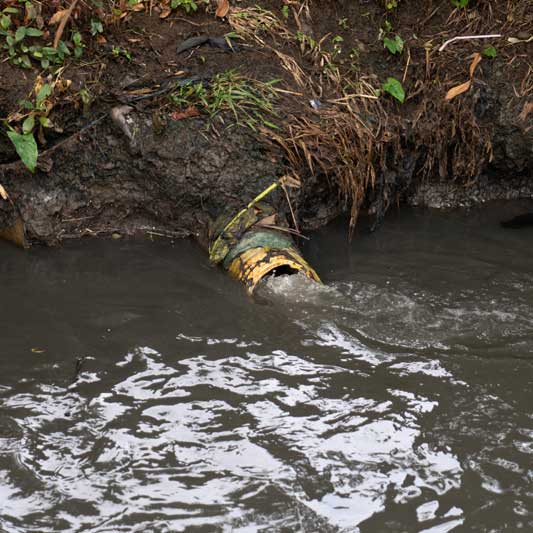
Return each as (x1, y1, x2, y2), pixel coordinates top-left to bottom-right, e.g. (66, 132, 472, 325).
(451, 0, 469, 7)
(382, 77, 405, 103)
(482, 45, 497, 58)
(170, 0, 207, 14)
(169, 71, 279, 131)
(0, 3, 83, 70)
(112, 46, 132, 61)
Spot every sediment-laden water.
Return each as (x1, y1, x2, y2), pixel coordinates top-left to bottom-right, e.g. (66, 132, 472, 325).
(0, 205, 532, 532)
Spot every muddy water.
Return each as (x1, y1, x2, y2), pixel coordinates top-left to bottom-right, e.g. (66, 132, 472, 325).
(0, 206, 532, 532)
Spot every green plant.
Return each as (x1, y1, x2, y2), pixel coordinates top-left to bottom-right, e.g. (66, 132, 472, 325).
(385, 0, 401, 9)
(171, 0, 207, 13)
(112, 46, 131, 60)
(0, 3, 83, 70)
(482, 45, 497, 58)
(169, 70, 279, 130)
(383, 34, 404, 54)
(90, 19, 104, 36)
(5, 82, 55, 172)
(72, 31, 84, 59)
(332, 35, 344, 58)
(338, 17, 349, 30)
(382, 77, 405, 103)
(451, 0, 469, 7)
(281, 5, 289, 19)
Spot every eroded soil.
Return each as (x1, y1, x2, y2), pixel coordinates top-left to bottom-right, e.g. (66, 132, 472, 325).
(0, 0, 531, 244)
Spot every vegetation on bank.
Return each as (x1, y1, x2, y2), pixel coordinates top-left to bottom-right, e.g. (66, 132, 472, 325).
(0, 0, 531, 231)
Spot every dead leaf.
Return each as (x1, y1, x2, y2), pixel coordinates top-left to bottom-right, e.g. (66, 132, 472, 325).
(96, 35, 107, 45)
(255, 214, 277, 227)
(216, 0, 230, 18)
(281, 175, 301, 188)
(159, 6, 171, 18)
(0, 184, 8, 201)
(0, 217, 27, 249)
(469, 52, 482, 78)
(171, 106, 200, 121)
(445, 80, 472, 101)
(49, 9, 69, 26)
(132, 3, 144, 11)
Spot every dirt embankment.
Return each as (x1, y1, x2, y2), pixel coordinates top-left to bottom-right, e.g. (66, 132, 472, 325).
(0, 0, 531, 245)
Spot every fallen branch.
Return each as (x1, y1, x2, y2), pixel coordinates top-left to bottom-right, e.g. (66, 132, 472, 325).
(53, 0, 80, 49)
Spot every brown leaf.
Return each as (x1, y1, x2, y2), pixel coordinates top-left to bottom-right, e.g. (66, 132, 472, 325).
(49, 9, 69, 26)
(469, 52, 482, 78)
(171, 106, 200, 121)
(216, 0, 230, 18)
(0, 184, 8, 201)
(159, 7, 171, 18)
(444, 80, 471, 101)
(0, 217, 27, 249)
(255, 214, 277, 227)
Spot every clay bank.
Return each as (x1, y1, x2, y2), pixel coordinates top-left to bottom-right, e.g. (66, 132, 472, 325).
(0, 0, 531, 247)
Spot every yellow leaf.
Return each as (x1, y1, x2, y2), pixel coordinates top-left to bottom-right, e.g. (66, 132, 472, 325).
(445, 80, 471, 101)
(216, 0, 230, 18)
(49, 9, 68, 26)
(0, 184, 8, 201)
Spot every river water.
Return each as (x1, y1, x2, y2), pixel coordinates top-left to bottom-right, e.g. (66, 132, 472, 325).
(0, 206, 532, 532)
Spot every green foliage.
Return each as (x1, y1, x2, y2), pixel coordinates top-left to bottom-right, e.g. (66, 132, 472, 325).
(0, 4, 83, 70)
(90, 19, 104, 36)
(483, 45, 497, 58)
(5, 81, 55, 171)
(382, 77, 405, 103)
(338, 17, 349, 30)
(383, 35, 404, 54)
(385, 0, 401, 9)
(281, 5, 289, 19)
(169, 70, 279, 130)
(451, 0, 469, 7)
(7, 130, 38, 172)
(112, 46, 132, 60)
(171, 0, 207, 13)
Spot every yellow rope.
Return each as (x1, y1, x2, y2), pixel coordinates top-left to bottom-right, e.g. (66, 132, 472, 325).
(209, 180, 282, 263)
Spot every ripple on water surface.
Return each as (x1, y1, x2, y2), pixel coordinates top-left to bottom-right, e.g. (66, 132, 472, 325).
(0, 206, 532, 532)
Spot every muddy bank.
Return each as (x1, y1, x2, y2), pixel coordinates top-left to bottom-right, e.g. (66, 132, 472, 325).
(0, 1, 531, 245)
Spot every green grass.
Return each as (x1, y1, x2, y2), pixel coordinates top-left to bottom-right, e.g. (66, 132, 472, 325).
(169, 70, 280, 130)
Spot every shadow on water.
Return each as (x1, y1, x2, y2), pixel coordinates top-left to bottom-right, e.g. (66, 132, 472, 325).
(0, 204, 532, 532)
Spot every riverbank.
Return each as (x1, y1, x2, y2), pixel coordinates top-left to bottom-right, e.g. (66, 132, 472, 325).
(0, 0, 531, 245)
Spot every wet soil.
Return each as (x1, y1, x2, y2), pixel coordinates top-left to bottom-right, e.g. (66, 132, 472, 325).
(0, 1, 531, 244)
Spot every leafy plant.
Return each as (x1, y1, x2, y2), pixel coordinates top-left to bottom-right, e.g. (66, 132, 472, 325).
(482, 45, 497, 58)
(281, 5, 289, 19)
(5, 81, 57, 172)
(0, 4, 83, 70)
(112, 45, 132, 60)
(382, 77, 405, 103)
(90, 19, 104, 37)
(385, 0, 401, 9)
(6, 129, 38, 172)
(451, 0, 469, 7)
(171, 0, 206, 13)
(383, 34, 404, 54)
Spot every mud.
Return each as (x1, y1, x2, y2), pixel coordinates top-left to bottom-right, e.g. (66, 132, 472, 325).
(0, 1, 531, 245)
